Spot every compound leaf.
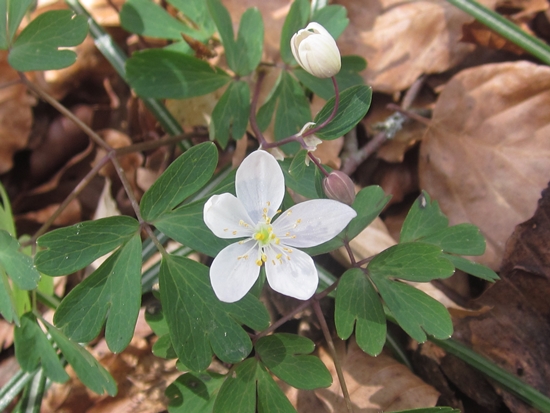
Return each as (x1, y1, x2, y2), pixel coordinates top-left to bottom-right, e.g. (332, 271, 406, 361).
(35, 216, 139, 276)
(54, 235, 142, 353)
(8, 10, 88, 71)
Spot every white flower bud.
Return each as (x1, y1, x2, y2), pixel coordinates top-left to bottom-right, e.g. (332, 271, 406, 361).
(290, 22, 341, 79)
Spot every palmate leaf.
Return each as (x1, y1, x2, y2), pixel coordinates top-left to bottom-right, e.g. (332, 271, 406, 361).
(0, 230, 40, 290)
(313, 85, 373, 140)
(255, 333, 331, 390)
(35, 216, 139, 276)
(0, 268, 18, 324)
(335, 269, 386, 356)
(8, 10, 88, 71)
(14, 313, 69, 383)
(279, 0, 309, 64)
(311, 4, 349, 39)
(120, 0, 213, 42)
(159, 255, 269, 372)
(53, 235, 142, 353)
(45, 321, 117, 396)
(141, 142, 218, 221)
(373, 277, 453, 342)
(210, 81, 250, 148)
(368, 242, 455, 282)
(0, 0, 34, 49)
(207, 0, 263, 76)
(212, 359, 296, 413)
(166, 372, 225, 413)
(126, 49, 231, 99)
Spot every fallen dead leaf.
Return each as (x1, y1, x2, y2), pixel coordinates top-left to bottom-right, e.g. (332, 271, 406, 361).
(461, 20, 526, 54)
(316, 339, 440, 412)
(0, 51, 34, 173)
(336, 0, 496, 93)
(452, 181, 550, 413)
(419, 61, 550, 269)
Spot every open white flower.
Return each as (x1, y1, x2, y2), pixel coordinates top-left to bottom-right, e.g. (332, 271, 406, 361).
(203, 150, 357, 303)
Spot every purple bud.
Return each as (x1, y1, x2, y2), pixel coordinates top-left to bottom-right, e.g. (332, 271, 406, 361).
(323, 171, 356, 205)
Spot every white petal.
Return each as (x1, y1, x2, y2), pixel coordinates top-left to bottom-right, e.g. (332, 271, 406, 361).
(298, 36, 341, 78)
(236, 151, 285, 223)
(264, 246, 318, 300)
(210, 240, 261, 303)
(203, 193, 254, 239)
(273, 199, 357, 248)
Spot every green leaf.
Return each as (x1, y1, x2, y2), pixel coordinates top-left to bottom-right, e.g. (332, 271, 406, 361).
(303, 185, 391, 256)
(368, 242, 455, 282)
(153, 334, 178, 359)
(166, 372, 224, 413)
(274, 72, 311, 153)
(168, 0, 216, 38)
(14, 313, 69, 383)
(126, 49, 231, 98)
(335, 269, 386, 356)
(159, 255, 269, 371)
(233, 8, 264, 75)
(0, 267, 18, 324)
(279, 0, 309, 64)
(141, 142, 218, 221)
(255, 333, 332, 390)
(155, 199, 233, 257)
(8, 10, 88, 71)
(400, 191, 449, 243)
(256, 364, 297, 413)
(53, 235, 142, 353)
(420, 223, 486, 256)
(293, 55, 366, 100)
(213, 359, 257, 413)
(311, 5, 349, 39)
(288, 150, 308, 180)
(0, 230, 40, 290)
(0, 0, 34, 49)
(256, 72, 281, 132)
(207, 0, 263, 76)
(120, 0, 209, 41)
(210, 81, 250, 148)
(280, 157, 324, 200)
(313, 85, 373, 140)
(35, 216, 139, 276)
(444, 254, 499, 282)
(45, 321, 117, 396)
(0, 182, 16, 235)
(373, 277, 453, 342)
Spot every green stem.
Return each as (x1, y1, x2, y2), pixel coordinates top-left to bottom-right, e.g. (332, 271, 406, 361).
(446, 0, 550, 65)
(430, 337, 550, 413)
(64, 0, 189, 145)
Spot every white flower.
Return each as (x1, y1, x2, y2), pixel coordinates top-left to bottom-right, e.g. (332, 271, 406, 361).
(203, 150, 357, 303)
(291, 22, 341, 79)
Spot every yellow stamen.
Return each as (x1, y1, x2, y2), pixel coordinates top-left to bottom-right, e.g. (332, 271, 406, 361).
(276, 253, 282, 260)
(261, 253, 267, 262)
(255, 233, 265, 241)
(232, 231, 237, 235)
(256, 259, 263, 266)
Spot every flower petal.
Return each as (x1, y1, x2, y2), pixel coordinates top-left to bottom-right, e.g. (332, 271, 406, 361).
(264, 246, 318, 300)
(203, 193, 255, 239)
(273, 199, 357, 248)
(236, 151, 285, 223)
(210, 240, 261, 303)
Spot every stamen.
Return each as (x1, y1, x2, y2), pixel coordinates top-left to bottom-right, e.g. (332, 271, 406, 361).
(232, 230, 237, 235)
(261, 253, 267, 262)
(266, 201, 271, 206)
(276, 253, 282, 259)
(223, 228, 228, 232)
(286, 210, 292, 216)
(255, 259, 263, 266)
(255, 233, 265, 241)
(275, 238, 280, 245)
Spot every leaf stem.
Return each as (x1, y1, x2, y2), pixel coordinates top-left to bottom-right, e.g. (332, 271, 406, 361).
(446, 0, 550, 65)
(312, 300, 354, 413)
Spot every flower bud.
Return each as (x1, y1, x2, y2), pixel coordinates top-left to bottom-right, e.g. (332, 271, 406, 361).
(290, 22, 341, 79)
(323, 171, 356, 205)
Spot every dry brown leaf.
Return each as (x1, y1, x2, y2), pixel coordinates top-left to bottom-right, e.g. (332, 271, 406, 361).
(316, 340, 440, 412)
(452, 181, 550, 413)
(461, 20, 526, 54)
(336, 0, 496, 93)
(0, 51, 34, 173)
(419, 61, 550, 269)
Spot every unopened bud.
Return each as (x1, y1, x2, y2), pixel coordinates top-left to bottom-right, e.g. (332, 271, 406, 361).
(290, 22, 341, 79)
(323, 171, 355, 205)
